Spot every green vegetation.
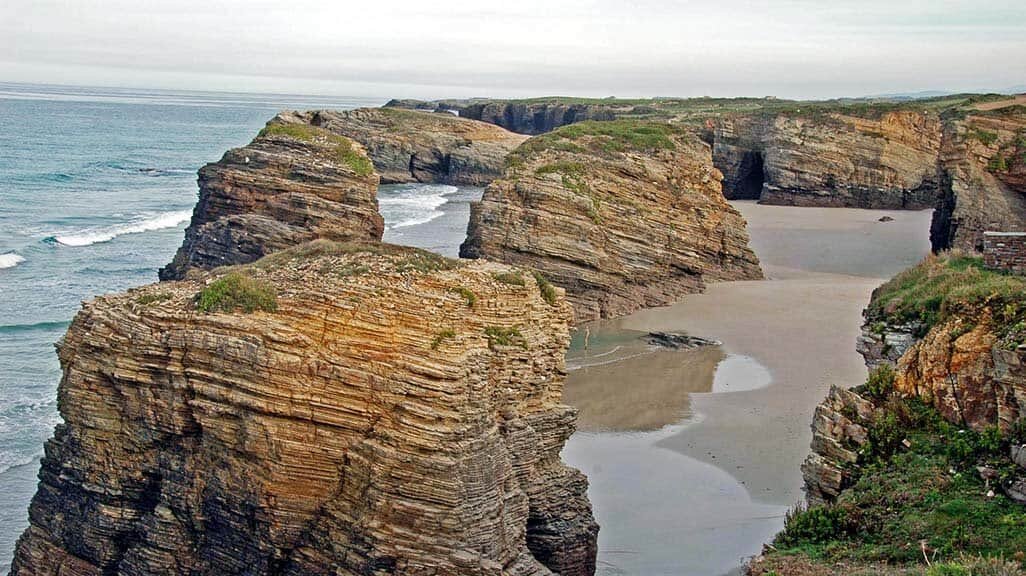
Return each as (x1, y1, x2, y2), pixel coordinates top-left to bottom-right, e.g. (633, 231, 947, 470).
(135, 292, 172, 305)
(863, 364, 896, 400)
(770, 371, 1026, 571)
(452, 286, 477, 308)
(484, 326, 526, 349)
(988, 154, 1009, 172)
(530, 160, 602, 223)
(258, 122, 374, 176)
(972, 129, 1000, 146)
(866, 252, 1026, 336)
(492, 272, 526, 286)
(195, 273, 278, 314)
(532, 272, 559, 306)
(395, 251, 457, 274)
(430, 329, 455, 350)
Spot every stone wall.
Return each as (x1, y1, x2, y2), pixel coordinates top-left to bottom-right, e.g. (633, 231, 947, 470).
(984, 231, 1026, 274)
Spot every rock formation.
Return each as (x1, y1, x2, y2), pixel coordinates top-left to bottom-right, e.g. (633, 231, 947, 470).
(11, 241, 598, 576)
(386, 99, 620, 135)
(460, 120, 762, 322)
(159, 115, 384, 280)
(714, 110, 944, 209)
(800, 386, 877, 506)
(300, 108, 528, 185)
(930, 107, 1026, 252)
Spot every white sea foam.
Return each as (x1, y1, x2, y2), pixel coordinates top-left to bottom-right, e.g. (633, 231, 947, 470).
(52, 210, 192, 247)
(378, 184, 456, 229)
(0, 253, 25, 269)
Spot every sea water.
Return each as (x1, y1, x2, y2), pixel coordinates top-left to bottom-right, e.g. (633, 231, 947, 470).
(0, 83, 479, 570)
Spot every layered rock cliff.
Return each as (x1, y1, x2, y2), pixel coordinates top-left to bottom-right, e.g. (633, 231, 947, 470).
(159, 116, 384, 281)
(301, 108, 528, 185)
(460, 120, 762, 322)
(11, 241, 598, 576)
(386, 99, 620, 135)
(721, 110, 944, 209)
(930, 107, 1026, 252)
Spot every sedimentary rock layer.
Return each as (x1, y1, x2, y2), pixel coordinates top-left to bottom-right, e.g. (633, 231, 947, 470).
(714, 111, 944, 209)
(385, 99, 619, 135)
(302, 108, 528, 185)
(159, 116, 384, 280)
(11, 242, 598, 576)
(460, 121, 762, 322)
(930, 108, 1026, 252)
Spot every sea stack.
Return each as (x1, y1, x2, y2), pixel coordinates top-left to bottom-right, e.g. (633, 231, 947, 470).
(460, 120, 762, 322)
(159, 113, 384, 280)
(11, 241, 598, 576)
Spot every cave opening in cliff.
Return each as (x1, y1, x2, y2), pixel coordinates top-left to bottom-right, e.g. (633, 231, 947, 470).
(736, 151, 765, 200)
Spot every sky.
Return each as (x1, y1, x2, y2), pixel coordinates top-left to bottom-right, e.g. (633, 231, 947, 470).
(1, 0, 1024, 100)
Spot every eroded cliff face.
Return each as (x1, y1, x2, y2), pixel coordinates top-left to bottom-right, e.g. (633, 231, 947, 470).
(159, 115, 384, 281)
(460, 121, 762, 323)
(930, 108, 1026, 252)
(11, 242, 598, 576)
(457, 103, 617, 136)
(303, 108, 528, 185)
(714, 111, 944, 209)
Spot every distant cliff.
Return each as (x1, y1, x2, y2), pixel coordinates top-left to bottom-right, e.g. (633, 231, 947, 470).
(159, 114, 384, 280)
(11, 241, 598, 576)
(306, 107, 527, 185)
(460, 120, 762, 322)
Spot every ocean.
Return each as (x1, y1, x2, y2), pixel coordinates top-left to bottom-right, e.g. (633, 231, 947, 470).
(0, 83, 481, 570)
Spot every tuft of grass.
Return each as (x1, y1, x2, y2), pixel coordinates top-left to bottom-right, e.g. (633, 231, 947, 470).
(532, 272, 559, 306)
(484, 326, 526, 349)
(452, 286, 477, 308)
(864, 364, 896, 400)
(492, 272, 526, 286)
(971, 128, 1000, 146)
(136, 292, 172, 305)
(395, 251, 457, 274)
(430, 329, 456, 350)
(195, 273, 277, 314)
(866, 251, 1026, 336)
(258, 122, 374, 176)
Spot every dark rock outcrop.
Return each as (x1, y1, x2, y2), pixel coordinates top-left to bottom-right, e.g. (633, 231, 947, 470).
(11, 242, 598, 576)
(159, 115, 384, 281)
(460, 120, 762, 323)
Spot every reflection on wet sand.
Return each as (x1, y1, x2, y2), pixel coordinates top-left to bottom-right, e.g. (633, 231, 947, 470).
(566, 346, 723, 432)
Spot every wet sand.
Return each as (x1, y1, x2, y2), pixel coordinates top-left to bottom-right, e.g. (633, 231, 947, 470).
(561, 202, 933, 575)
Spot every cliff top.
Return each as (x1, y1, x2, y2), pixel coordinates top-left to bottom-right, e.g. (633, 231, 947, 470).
(507, 119, 693, 164)
(389, 93, 1025, 124)
(865, 251, 1026, 342)
(304, 107, 528, 143)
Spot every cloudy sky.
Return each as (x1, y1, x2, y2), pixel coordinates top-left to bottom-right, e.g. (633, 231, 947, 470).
(1, 0, 1024, 99)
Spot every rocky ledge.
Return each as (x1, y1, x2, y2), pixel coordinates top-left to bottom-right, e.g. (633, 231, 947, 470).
(159, 115, 384, 280)
(298, 107, 528, 185)
(11, 241, 598, 576)
(460, 120, 762, 322)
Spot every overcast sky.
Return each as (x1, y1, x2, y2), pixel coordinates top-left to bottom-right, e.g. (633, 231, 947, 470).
(1, 0, 1024, 100)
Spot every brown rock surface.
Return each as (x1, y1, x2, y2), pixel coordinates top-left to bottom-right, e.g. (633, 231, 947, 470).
(302, 108, 528, 185)
(459, 121, 762, 323)
(893, 310, 1026, 431)
(800, 387, 877, 506)
(11, 242, 598, 576)
(714, 110, 944, 209)
(159, 115, 384, 280)
(930, 108, 1026, 252)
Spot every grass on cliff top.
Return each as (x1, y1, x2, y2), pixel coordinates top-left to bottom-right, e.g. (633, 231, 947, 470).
(258, 122, 374, 176)
(251, 240, 460, 275)
(866, 251, 1026, 336)
(195, 272, 278, 314)
(510, 119, 681, 161)
(766, 370, 1026, 572)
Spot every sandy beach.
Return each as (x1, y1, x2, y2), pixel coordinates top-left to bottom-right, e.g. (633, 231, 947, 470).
(562, 201, 934, 575)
